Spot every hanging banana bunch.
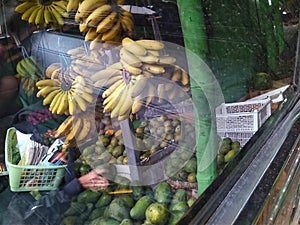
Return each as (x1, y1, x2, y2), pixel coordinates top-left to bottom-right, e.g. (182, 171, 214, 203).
(54, 113, 97, 151)
(36, 63, 95, 115)
(16, 56, 44, 96)
(70, 0, 134, 49)
(15, 0, 68, 29)
(90, 37, 191, 121)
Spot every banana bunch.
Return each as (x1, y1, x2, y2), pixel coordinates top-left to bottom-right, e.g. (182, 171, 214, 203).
(16, 56, 44, 81)
(67, 46, 108, 77)
(15, 0, 68, 29)
(16, 56, 44, 96)
(55, 114, 97, 150)
(20, 77, 37, 96)
(72, 0, 134, 48)
(36, 66, 95, 115)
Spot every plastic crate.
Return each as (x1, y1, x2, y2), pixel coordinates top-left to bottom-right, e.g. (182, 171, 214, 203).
(216, 99, 272, 133)
(5, 127, 66, 192)
(216, 99, 272, 147)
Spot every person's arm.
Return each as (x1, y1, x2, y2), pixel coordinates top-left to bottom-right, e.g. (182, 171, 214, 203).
(23, 169, 109, 225)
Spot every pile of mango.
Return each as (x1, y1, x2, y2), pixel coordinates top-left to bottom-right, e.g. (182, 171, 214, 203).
(60, 175, 197, 225)
(217, 137, 241, 173)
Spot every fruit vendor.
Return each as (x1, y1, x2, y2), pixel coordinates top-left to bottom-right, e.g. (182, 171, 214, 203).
(0, 167, 110, 225)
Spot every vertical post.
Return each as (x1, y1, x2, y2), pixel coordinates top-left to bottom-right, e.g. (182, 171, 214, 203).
(177, 0, 219, 195)
(119, 119, 140, 181)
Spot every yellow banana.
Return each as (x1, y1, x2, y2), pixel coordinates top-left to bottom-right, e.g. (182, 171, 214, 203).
(75, 0, 107, 22)
(90, 68, 121, 82)
(101, 19, 121, 41)
(109, 84, 129, 118)
(137, 54, 159, 64)
(45, 63, 61, 78)
(36, 79, 61, 88)
(36, 85, 60, 98)
(52, 2, 69, 18)
(102, 78, 124, 98)
(56, 91, 69, 115)
(158, 56, 176, 65)
(76, 117, 93, 142)
(16, 1, 38, 13)
(55, 116, 74, 138)
(86, 4, 112, 27)
(21, 5, 39, 21)
(28, 6, 41, 24)
(52, 91, 66, 114)
(69, 90, 87, 111)
(131, 97, 144, 114)
(171, 68, 182, 82)
(94, 73, 122, 88)
(120, 8, 134, 21)
(96, 11, 118, 33)
(103, 82, 126, 113)
(35, 6, 45, 27)
(117, 84, 134, 119)
(120, 47, 142, 67)
(44, 6, 53, 24)
(68, 91, 77, 115)
(65, 117, 82, 143)
(44, 89, 61, 106)
(79, 18, 89, 32)
(130, 76, 148, 98)
(122, 37, 147, 56)
(49, 5, 65, 26)
(136, 39, 165, 51)
(120, 59, 142, 75)
(147, 50, 160, 57)
(120, 14, 134, 34)
(181, 69, 189, 85)
(85, 28, 98, 41)
(67, 0, 80, 12)
(143, 63, 165, 74)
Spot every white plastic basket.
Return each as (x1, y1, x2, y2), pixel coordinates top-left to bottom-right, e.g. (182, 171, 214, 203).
(216, 99, 272, 146)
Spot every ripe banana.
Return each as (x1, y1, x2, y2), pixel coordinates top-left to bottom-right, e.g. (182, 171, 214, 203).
(68, 91, 77, 115)
(85, 28, 98, 41)
(21, 5, 39, 21)
(136, 39, 165, 51)
(121, 60, 142, 75)
(36, 79, 61, 88)
(45, 63, 62, 78)
(96, 11, 118, 34)
(94, 73, 122, 88)
(90, 68, 121, 82)
(131, 97, 144, 114)
(120, 47, 142, 67)
(67, 0, 80, 12)
(158, 56, 176, 65)
(44, 6, 53, 24)
(181, 69, 189, 85)
(76, 117, 94, 142)
(56, 91, 69, 115)
(101, 19, 121, 41)
(103, 82, 126, 113)
(86, 4, 112, 27)
(15, 1, 38, 14)
(49, 90, 64, 112)
(102, 78, 124, 98)
(130, 76, 148, 98)
(37, 85, 60, 98)
(55, 116, 74, 138)
(122, 37, 147, 56)
(28, 6, 41, 24)
(69, 90, 87, 111)
(142, 63, 165, 74)
(49, 5, 64, 26)
(75, 0, 107, 22)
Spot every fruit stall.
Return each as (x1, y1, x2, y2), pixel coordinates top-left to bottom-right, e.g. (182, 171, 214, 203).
(0, 0, 299, 224)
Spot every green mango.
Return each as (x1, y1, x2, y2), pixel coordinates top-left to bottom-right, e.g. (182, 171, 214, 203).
(64, 201, 87, 216)
(77, 189, 102, 204)
(154, 181, 172, 203)
(120, 218, 134, 225)
(88, 207, 106, 221)
(106, 198, 130, 222)
(130, 195, 153, 220)
(89, 217, 120, 225)
(95, 192, 113, 208)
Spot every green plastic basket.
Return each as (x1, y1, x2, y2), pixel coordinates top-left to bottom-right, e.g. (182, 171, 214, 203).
(5, 127, 66, 192)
